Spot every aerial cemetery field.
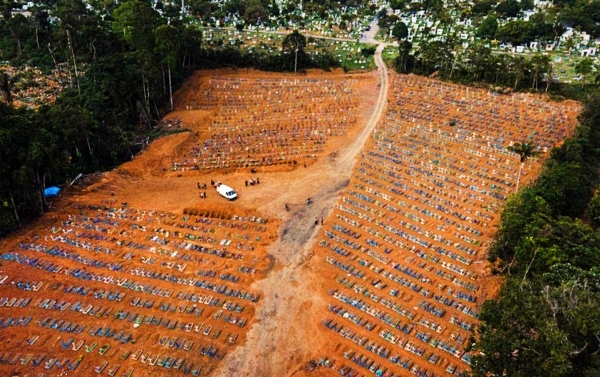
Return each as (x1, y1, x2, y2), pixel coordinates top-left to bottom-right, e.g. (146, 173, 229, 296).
(0, 68, 580, 377)
(309, 74, 580, 377)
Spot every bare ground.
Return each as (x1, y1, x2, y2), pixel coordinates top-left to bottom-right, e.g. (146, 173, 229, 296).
(0, 39, 582, 377)
(212, 45, 389, 377)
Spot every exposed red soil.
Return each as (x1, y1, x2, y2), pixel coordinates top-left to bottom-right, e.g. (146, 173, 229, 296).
(0, 67, 580, 377)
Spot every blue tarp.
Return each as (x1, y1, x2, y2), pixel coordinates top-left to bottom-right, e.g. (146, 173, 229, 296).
(44, 186, 61, 198)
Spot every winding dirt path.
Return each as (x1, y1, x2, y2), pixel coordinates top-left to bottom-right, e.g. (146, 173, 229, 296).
(212, 36, 389, 377)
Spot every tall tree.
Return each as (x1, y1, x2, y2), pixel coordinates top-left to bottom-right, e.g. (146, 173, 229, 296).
(396, 41, 412, 73)
(4, 14, 29, 59)
(575, 58, 594, 85)
(467, 44, 493, 82)
(392, 21, 408, 41)
(30, 4, 52, 51)
(113, 0, 164, 123)
(496, 0, 521, 18)
(530, 54, 550, 90)
(508, 141, 540, 191)
(112, 0, 162, 52)
(282, 30, 306, 73)
(155, 24, 181, 111)
(587, 194, 600, 228)
(0, 69, 19, 105)
(243, 0, 268, 26)
(476, 15, 498, 40)
(179, 25, 203, 68)
(510, 55, 529, 89)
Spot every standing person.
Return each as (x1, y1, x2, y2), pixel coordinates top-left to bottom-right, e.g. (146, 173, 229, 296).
(314, 218, 319, 226)
(320, 217, 324, 225)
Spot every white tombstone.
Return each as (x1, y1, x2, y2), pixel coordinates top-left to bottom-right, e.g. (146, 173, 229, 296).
(581, 32, 590, 43)
(582, 48, 597, 56)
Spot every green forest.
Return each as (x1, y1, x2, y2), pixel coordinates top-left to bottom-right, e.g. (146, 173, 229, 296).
(472, 96, 600, 376)
(0, 0, 345, 236)
(1, 1, 600, 376)
(0, 0, 201, 234)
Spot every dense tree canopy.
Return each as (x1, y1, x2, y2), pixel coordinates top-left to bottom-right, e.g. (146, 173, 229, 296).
(476, 91, 600, 377)
(0, 1, 346, 235)
(392, 21, 409, 41)
(496, 0, 522, 18)
(476, 16, 498, 40)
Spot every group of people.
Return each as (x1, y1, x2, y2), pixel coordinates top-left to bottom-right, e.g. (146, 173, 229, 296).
(197, 182, 208, 198)
(245, 178, 260, 186)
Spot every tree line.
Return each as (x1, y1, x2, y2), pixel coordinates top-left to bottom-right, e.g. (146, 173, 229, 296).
(383, 0, 600, 93)
(0, 0, 339, 237)
(0, 0, 205, 236)
(394, 37, 599, 97)
(472, 92, 600, 376)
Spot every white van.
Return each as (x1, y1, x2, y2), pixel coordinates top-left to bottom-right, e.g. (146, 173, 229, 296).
(216, 183, 237, 200)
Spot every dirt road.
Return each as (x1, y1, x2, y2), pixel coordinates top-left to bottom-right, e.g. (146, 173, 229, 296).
(212, 39, 389, 377)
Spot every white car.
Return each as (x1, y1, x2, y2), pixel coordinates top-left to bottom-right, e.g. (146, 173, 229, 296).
(216, 183, 238, 200)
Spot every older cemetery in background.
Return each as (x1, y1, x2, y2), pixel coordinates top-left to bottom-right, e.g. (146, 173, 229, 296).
(3, 0, 600, 110)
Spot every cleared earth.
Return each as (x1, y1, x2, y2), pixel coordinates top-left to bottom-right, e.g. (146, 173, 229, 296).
(0, 65, 580, 377)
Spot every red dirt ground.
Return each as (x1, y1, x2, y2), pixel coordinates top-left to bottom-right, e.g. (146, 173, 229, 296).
(0, 67, 580, 377)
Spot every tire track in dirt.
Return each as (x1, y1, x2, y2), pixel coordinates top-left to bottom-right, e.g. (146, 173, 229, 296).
(213, 39, 389, 377)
